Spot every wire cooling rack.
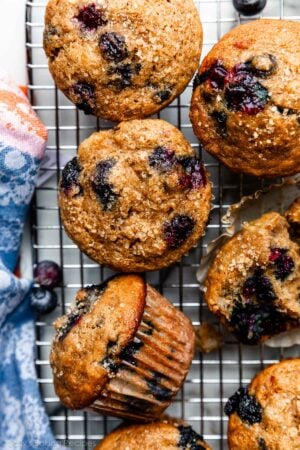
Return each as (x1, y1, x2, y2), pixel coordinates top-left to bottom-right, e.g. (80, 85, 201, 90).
(25, 1, 299, 448)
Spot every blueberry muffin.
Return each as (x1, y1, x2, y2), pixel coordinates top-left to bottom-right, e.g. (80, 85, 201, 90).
(204, 211, 300, 344)
(95, 422, 211, 450)
(44, 0, 202, 122)
(50, 274, 195, 420)
(58, 119, 212, 272)
(190, 19, 300, 178)
(226, 358, 300, 449)
(285, 197, 300, 243)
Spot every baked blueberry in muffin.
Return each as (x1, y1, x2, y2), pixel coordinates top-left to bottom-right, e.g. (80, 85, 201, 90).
(94, 421, 211, 449)
(44, 0, 202, 121)
(204, 211, 300, 344)
(59, 120, 212, 272)
(50, 275, 195, 420)
(190, 19, 300, 177)
(226, 359, 300, 449)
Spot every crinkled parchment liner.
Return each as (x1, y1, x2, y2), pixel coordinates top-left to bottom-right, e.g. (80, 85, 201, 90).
(197, 175, 300, 348)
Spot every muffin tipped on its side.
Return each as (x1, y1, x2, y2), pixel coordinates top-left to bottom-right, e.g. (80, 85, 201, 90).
(50, 274, 195, 421)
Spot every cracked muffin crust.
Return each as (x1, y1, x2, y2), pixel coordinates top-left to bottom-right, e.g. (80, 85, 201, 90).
(43, 0, 202, 121)
(226, 359, 300, 450)
(190, 19, 300, 177)
(95, 421, 211, 450)
(50, 274, 195, 420)
(204, 211, 300, 344)
(58, 119, 212, 272)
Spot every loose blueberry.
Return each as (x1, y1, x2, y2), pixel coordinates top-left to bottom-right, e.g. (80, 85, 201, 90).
(178, 425, 206, 450)
(75, 3, 107, 30)
(163, 215, 195, 249)
(211, 110, 228, 135)
(243, 269, 276, 302)
(148, 146, 176, 172)
(92, 159, 118, 210)
(34, 260, 62, 289)
(233, 0, 267, 16)
(225, 386, 262, 424)
(246, 54, 277, 78)
(230, 301, 287, 344)
(71, 82, 95, 115)
(178, 156, 207, 189)
(60, 157, 82, 196)
(99, 32, 128, 62)
(30, 287, 58, 315)
(224, 68, 269, 115)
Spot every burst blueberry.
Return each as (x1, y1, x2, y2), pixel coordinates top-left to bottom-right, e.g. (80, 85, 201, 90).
(178, 425, 206, 450)
(71, 82, 95, 114)
(242, 269, 276, 302)
(75, 3, 107, 30)
(163, 215, 195, 249)
(99, 32, 129, 62)
(178, 156, 207, 189)
(149, 146, 176, 172)
(197, 60, 228, 90)
(92, 159, 118, 210)
(61, 157, 82, 196)
(34, 260, 62, 289)
(225, 386, 262, 425)
(230, 301, 287, 344)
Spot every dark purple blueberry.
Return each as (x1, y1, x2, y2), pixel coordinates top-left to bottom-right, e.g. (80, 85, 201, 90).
(230, 301, 287, 344)
(99, 32, 128, 62)
(163, 215, 195, 249)
(146, 372, 173, 402)
(269, 247, 286, 262)
(120, 339, 144, 365)
(91, 159, 118, 210)
(34, 260, 62, 289)
(100, 355, 118, 374)
(107, 63, 136, 89)
(225, 386, 262, 424)
(75, 3, 107, 30)
(154, 88, 172, 104)
(224, 387, 247, 416)
(274, 254, 295, 281)
(245, 54, 277, 78)
(178, 156, 207, 189)
(60, 157, 82, 196)
(30, 287, 58, 315)
(211, 110, 228, 135)
(71, 82, 95, 115)
(242, 270, 276, 302)
(258, 438, 268, 450)
(198, 60, 228, 90)
(148, 146, 176, 172)
(269, 247, 295, 280)
(178, 425, 206, 450)
(224, 69, 269, 115)
(233, 0, 267, 16)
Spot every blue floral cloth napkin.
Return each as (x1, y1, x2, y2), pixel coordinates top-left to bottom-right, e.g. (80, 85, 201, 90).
(0, 75, 65, 449)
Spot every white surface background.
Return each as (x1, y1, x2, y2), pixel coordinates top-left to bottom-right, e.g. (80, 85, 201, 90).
(0, 0, 26, 85)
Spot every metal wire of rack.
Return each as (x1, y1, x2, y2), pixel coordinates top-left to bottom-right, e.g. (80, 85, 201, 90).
(25, 1, 299, 449)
